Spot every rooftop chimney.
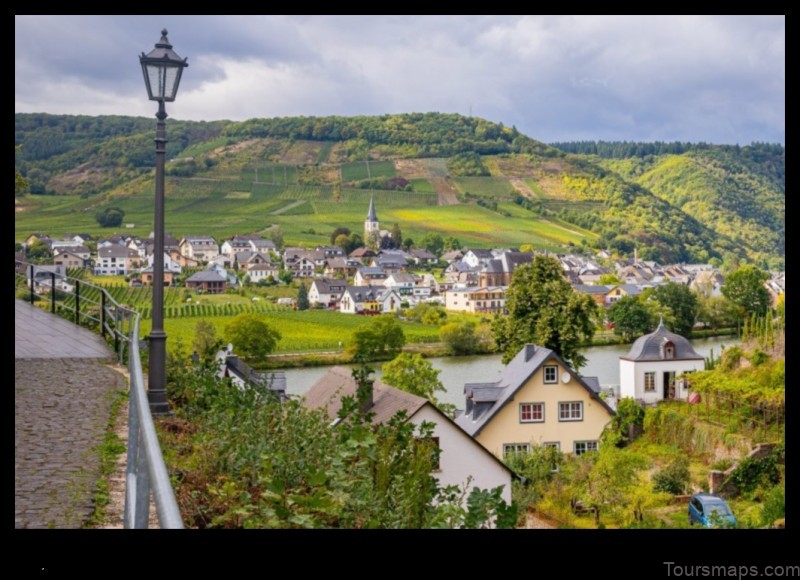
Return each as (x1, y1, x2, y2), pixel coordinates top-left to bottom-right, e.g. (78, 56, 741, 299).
(524, 344, 536, 362)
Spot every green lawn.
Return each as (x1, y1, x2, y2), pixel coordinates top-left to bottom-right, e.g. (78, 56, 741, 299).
(140, 309, 445, 354)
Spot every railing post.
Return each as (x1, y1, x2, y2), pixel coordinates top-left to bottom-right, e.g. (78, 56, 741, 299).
(101, 291, 107, 340)
(114, 307, 120, 354)
(29, 264, 35, 304)
(75, 279, 80, 325)
(51, 272, 56, 314)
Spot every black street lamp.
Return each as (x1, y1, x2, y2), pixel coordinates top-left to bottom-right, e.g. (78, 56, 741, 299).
(140, 29, 188, 415)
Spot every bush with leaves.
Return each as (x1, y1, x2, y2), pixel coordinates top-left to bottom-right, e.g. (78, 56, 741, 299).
(439, 320, 494, 355)
(161, 358, 515, 528)
(95, 206, 125, 228)
(224, 312, 281, 361)
(652, 457, 690, 495)
(759, 484, 785, 527)
(349, 315, 405, 359)
(609, 397, 645, 445)
(729, 452, 781, 495)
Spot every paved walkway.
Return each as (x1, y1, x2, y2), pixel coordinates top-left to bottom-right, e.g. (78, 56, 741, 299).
(15, 299, 126, 529)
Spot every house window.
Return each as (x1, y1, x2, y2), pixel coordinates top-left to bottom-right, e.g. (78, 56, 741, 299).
(543, 442, 560, 451)
(503, 443, 531, 457)
(558, 401, 583, 421)
(430, 437, 440, 471)
(520, 403, 544, 423)
(574, 441, 598, 456)
(664, 341, 675, 359)
(544, 365, 558, 384)
(644, 372, 656, 392)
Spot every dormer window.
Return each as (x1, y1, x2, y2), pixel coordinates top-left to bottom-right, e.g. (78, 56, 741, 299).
(663, 341, 675, 359)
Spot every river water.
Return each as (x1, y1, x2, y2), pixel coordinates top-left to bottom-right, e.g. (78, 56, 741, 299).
(282, 336, 736, 408)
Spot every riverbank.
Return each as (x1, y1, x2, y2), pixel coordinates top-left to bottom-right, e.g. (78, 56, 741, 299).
(280, 335, 740, 405)
(258, 328, 738, 369)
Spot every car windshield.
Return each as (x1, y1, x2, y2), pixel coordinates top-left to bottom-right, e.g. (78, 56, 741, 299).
(707, 503, 732, 517)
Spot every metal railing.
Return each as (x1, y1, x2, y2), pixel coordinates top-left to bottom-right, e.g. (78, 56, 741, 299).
(125, 315, 183, 528)
(15, 261, 183, 528)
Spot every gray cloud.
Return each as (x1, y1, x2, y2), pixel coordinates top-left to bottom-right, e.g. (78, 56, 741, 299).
(15, 15, 784, 144)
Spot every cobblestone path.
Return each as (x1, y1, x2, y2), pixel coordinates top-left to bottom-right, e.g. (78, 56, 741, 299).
(15, 300, 125, 529)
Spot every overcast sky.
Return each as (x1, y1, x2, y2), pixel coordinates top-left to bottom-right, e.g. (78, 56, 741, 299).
(15, 15, 785, 144)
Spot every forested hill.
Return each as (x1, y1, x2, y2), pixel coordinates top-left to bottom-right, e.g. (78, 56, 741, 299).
(550, 141, 784, 269)
(15, 113, 783, 268)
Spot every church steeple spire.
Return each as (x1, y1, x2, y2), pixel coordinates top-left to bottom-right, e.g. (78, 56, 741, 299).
(367, 196, 378, 222)
(365, 196, 380, 239)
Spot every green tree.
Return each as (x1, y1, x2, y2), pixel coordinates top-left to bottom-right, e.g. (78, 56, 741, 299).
(366, 230, 381, 251)
(278, 269, 294, 285)
(599, 273, 622, 285)
(722, 264, 771, 318)
(443, 236, 462, 252)
(651, 282, 698, 337)
(409, 302, 447, 325)
(607, 296, 654, 341)
(15, 145, 28, 197)
(349, 315, 406, 359)
(402, 237, 414, 251)
(26, 239, 52, 261)
(192, 319, 222, 364)
(390, 223, 403, 249)
(381, 353, 444, 402)
(95, 206, 125, 228)
(697, 295, 740, 329)
(224, 313, 281, 360)
(330, 227, 351, 245)
(296, 282, 310, 311)
(492, 255, 598, 369)
(420, 232, 444, 257)
(346, 232, 364, 253)
(440, 320, 491, 355)
(333, 233, 350, 252)
(582, 437, 650, 526)
(269, 227, 284, 250)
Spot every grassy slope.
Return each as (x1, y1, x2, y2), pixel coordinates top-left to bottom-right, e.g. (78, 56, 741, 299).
(16, 167, 596, 249)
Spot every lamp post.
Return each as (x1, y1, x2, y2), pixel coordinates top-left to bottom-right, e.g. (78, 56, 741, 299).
(140, 29, 188, 415)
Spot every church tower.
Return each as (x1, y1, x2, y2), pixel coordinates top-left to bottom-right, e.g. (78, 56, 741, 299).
(365, 196, 380, 239)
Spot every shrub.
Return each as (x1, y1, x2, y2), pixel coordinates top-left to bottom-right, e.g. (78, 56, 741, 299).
(729, 453, 781, 495)
(759, 485, 785, 527)
(652, 457, 690, 495)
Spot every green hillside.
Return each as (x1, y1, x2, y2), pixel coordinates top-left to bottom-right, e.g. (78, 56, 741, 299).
(596, 148, 784, 269)
(15, 113, 783, 265)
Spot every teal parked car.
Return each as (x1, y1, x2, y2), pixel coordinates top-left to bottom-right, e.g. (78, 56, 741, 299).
(688, 493, 736, 527)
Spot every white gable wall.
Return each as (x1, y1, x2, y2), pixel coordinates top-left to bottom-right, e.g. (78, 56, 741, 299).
(410, 404, 512, 504)
(620, 359, 704, 403)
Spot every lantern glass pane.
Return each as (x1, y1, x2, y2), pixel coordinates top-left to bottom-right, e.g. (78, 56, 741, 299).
(146, 64, 164, 98)
(164, 66, 179, 99)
